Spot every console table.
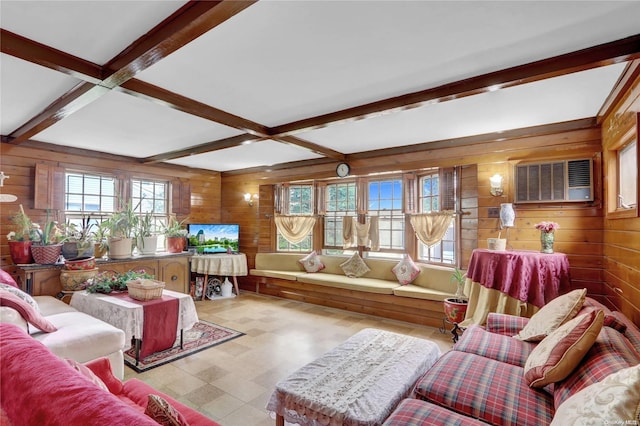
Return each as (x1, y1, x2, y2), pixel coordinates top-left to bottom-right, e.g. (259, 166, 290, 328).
(190, 253, 247, 299)
(460, 249, 571, 326)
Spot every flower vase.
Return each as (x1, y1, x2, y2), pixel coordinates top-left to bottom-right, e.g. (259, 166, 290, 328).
(8, 240, 34, 264)
(540, 231, 554, 254)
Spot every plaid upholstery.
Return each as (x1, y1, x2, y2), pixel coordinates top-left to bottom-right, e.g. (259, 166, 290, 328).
(414, 351, 554, 426)
(383, 398, 488, 426)
(553, 325, 640, 408)
(613, 311, 640, 350)
(453, 325, 536, 367)
(485, 313, 529, 336)
(580, 298, 628, 333)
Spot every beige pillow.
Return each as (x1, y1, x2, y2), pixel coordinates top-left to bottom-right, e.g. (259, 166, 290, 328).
(514, 288, 587, 341)
(524, 309, 604, 388)
(340, 252, 370, 278)
(551, 364, 640, 425)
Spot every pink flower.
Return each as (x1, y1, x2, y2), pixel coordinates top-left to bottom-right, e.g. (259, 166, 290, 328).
(535, 221, 560, 233)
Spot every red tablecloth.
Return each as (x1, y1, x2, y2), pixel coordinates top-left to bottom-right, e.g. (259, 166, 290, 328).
(111, 293, 179, 358)
(466, 249, 571, 308)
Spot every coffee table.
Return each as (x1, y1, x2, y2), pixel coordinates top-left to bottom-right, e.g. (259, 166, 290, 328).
(70, 289, 198, 362)
(266, 328, 441, 426)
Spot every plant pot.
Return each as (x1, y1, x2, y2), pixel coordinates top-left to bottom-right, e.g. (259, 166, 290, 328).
(31, 244, 63, 265)
(62, 241, 94, 259)
(94, 243, 108, 259)
(8, 240, 34, 264)
(64, 256, 96, 271)
(166, 236, 185, 253)
(109, 237, 133, 259)
(60, 268, 98, 291)
(138, 236, 158, 255)
(443, 297, 468, 324)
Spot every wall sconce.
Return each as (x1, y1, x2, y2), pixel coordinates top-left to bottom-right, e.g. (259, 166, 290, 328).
(244, 193, 258, 207)
(489, 174, 504, 196)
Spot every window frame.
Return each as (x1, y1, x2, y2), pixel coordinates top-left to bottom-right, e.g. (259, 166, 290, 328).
(276, 183, 315, 253)
(606, 112, 639, 219)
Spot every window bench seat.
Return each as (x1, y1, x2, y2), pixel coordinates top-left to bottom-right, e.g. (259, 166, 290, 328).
(248, 253, 458, 327)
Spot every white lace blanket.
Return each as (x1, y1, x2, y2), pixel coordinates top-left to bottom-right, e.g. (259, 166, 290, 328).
(266, 328, 441, 426)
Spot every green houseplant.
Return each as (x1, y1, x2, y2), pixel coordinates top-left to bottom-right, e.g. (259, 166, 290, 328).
(136, 212, 158, 255)
(6, 204, 36, 264)
(31, 209, 65, 264)
(61, 214, 94, 259)
(104, 199, 139, 259)
(91, 220, 110, 258)
(443, 268, 468, 324)
(162, 215, 188, 253)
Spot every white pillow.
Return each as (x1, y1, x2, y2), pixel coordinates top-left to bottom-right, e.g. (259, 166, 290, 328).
(392, 255, 420, 285)
(340, 253, 370, 278)
(298, 251, 325, 273)
(551, 364, 640, 425)
(514, 288, 587, 341)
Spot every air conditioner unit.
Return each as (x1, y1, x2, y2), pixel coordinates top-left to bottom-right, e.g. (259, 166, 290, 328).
(515, 158, 593, 203)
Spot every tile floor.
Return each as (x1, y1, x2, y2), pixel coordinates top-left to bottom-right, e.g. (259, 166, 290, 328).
(124, 292, 455, 426)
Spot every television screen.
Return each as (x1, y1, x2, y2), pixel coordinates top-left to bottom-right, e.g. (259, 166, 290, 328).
(187, 224, 239, 254)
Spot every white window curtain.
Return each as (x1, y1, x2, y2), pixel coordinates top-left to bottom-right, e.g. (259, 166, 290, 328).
(342, 216, 380, 250)
(410, 211, 455, 247)
(275, 214, 316, 244)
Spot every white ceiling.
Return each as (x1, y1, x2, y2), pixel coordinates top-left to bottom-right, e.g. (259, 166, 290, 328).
(1, 1, 639, 172)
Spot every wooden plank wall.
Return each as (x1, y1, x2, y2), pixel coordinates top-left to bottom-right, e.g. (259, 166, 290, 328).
(601, 72, 640, 324)
(0, 143, 221, 269)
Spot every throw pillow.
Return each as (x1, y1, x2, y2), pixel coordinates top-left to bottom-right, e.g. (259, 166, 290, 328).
(524, 309, 604, 388)
(514, 288, 587, 342)
(299, 251, 325, 273)
(340, 252, 370, 278)
(145, 394, 189, 426)
(550, 364, 640, 425)
(0, 290, 57, 333)
(0, 269, 19, 288)
(65, 359, 109, 391)
(0, 283, 39, 312)
(392, 255, 420, 285)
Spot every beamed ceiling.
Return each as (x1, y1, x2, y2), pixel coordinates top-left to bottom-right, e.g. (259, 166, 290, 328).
(1, 1, 640, 175)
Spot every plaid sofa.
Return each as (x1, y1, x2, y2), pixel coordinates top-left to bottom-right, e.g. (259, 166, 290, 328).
(384, 297, 640, 425)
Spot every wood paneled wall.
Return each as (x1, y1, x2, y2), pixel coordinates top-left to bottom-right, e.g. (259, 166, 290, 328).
(0, 143, 221, 268)
(601, 71, 640, 324)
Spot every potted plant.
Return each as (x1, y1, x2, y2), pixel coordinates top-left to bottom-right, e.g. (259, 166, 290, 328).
(444, 268, 468, 324)
(136, 212, 158, 255)
(61, 215, 94, 259)
(162, 215, 188, 253)
(104, 199, 139, 259)
(6, 204, 36, 264)
(31, 210, 65, 264)
(91, 220, 110, 258)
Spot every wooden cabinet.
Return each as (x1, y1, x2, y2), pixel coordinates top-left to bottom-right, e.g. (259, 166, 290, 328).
(158, 256, 190, 293)
(16, 253, 191, 296)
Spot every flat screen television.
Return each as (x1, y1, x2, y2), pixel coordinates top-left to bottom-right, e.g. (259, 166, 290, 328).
(187, 223, 239, 254)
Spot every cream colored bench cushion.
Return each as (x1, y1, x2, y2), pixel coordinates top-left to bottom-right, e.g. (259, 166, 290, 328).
(393, 263, 458, 300)
(297, 273, 399, 294)
(251, 253, 307, 281)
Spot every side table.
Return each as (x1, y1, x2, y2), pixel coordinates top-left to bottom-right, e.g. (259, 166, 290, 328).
(190, 253, 247, 300)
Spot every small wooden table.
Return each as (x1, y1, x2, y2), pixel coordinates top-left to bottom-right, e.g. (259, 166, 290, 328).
(266, 328, 441, 426)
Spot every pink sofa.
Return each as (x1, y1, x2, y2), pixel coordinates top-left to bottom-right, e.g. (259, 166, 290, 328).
(384, 297, 640, 425)
(0, 323, 220, 426)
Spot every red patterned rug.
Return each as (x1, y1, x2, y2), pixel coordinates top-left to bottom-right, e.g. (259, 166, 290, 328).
(124, 320, 244, 373)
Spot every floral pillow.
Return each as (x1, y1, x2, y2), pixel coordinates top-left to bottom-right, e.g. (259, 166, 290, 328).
(514, 288, 587, 342)
(145, 394, 189, 426)
(0, 283, 39, 312)
(299, 251, 325, 273)
(392, 255, 420, 285)
(550, 364, 640, 425)
(340, 252, 370, 278)
(524, 309, 604, 388)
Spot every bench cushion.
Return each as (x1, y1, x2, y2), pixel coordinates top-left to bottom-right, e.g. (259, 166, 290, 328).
(392, 284, 455, 301)
(249, 269, 306, 281)
(297, 273, 399, 294)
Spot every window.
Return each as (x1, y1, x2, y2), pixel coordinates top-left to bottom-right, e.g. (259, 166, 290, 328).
(324, 181, 357, 253)
(368, 177, 404, 253)
(277, 184, 314, 252)
(618, 140, 637, 209)
(417, 169, 456, 265)
(64, 172, 116, 228)
(131, 178, 169, 249)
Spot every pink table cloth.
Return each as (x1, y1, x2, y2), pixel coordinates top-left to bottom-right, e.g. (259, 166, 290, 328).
(466, 249, 571, 308)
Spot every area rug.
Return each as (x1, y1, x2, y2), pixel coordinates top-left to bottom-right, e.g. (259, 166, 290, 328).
(124, 320, 244, 373)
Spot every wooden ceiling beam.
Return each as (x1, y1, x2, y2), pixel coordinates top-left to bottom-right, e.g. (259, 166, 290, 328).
(276, 135, 345, 160)
(142, 134, 264, 163)
(0, 29, 103, 83)
(270, 34, 640, 137)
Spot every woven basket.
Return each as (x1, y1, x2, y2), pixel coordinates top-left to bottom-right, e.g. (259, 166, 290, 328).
(126, 278, 165, 301)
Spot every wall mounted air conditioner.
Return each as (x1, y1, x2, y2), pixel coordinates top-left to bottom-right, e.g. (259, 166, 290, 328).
(515, 158, 593, 203)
